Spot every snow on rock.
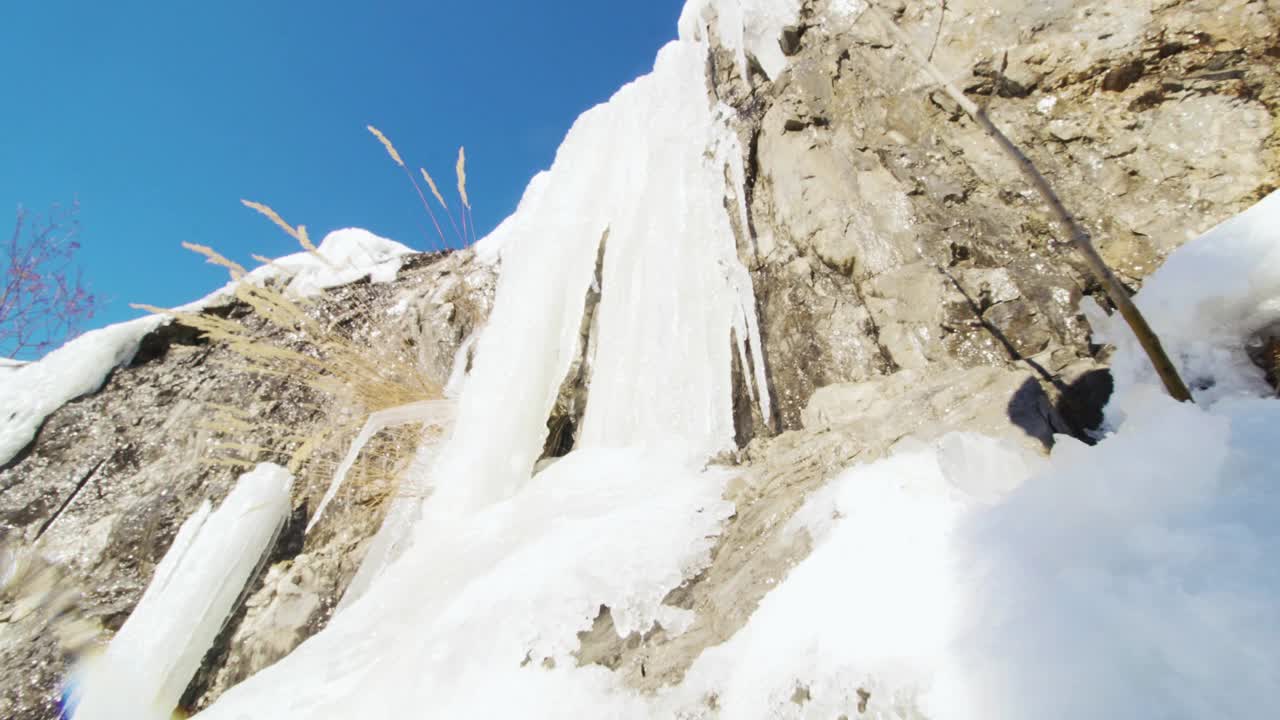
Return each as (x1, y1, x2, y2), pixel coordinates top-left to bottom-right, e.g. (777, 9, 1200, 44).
(270, 228, 416, 298)
(69, 463, 293, 720)
(188, 227, 417, 309)
(196, 450, 734, 718)
(669, 433, 1043, 718)
(1088, 189, 1280, 405)
(928, 388, 1280, 719)
(0, 315, 166, 466)
(0, 227, 415, 469)
(679, 0, 803, 79)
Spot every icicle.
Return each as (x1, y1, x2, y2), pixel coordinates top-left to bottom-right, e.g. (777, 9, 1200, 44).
(69, 464, 293, 720)
(334, 401, 457, 611)
(306, 400, 455, 534)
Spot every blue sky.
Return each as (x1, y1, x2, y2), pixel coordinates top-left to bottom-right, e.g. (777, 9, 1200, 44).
(0, 0, 686, 335)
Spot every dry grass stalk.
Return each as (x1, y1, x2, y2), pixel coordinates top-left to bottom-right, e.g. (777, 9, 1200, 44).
(367, 125, 404, 167)
(367, 125, 447, 250)
(421, 168, 448, 209)
(183, 241, 247, 279)
(422, 167, 465, 241)
(134, 241, 438, 477)
(456, 147, 470, 210)
(866, 3, 1193, 403)
(456, 147, 475, 244)
(240, 200, 336, 269)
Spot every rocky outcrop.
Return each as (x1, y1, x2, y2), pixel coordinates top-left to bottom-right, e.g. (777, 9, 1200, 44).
(719, 0, 1278, 430)
(0, 249, 496, 718)
(576, 0, 1278, 694)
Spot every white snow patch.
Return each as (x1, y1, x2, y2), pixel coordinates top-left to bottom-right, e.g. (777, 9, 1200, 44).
(70, 464, 292, 720)
(930, 388, 1280, 719)
(671, 433, 1041, 718)
(828, 0, 867, 17)
(197, 449, 734, 718)
(1090, 189, 1280, 406)
(0, 314, 166, 466)
(188, 227, 417, 309)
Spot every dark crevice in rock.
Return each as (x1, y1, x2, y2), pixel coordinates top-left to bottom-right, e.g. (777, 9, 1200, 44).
(539, 229, 607, 463)
(34, 456, 107, 540)
(849, 271, 900, 375)
(730, 329, 758, 447)
(129, 320, 208, 368)
(1054, 368, 1114, 433)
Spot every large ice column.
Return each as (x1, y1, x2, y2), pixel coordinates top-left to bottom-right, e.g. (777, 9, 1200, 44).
(70, 464, 293, 720)
(574, 45, 763, 461)
(428, 38, 769, 513)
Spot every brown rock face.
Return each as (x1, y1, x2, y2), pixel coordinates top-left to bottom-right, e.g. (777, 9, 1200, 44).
(718, 0, 1278, 432)
(0, 250, 496, 718)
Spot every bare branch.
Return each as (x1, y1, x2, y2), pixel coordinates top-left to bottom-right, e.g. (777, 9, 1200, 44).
(866, 3, 1193, 403)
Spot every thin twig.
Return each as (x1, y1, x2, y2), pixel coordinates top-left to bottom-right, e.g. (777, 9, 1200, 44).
(867, 3, 1193, 403)
(927, 0, 947, 62)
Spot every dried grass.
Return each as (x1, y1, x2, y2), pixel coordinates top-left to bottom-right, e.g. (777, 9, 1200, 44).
(366, 125, 405, 167)
(135, 207, 439, 491)
(367, 125, 476, 249)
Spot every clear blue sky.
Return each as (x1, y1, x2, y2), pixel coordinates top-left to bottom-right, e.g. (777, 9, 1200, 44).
(0, 0, 685, 332)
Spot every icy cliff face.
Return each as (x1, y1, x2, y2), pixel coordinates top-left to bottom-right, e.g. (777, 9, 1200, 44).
(196, 23, 777, 716)
(420, 37, 770, 516)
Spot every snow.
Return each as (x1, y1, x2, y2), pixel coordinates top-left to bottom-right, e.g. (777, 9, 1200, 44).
(929, 389, 1280, 719)
(1088, 189, 1280, 406)
(0, 314, 166, 466)
(672, 433, 1040, 718)
(188, 227, 417, 308)
(0, 227, 415, 470)
(68, 464, 293, 720)
(196, 450, 734, 718)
